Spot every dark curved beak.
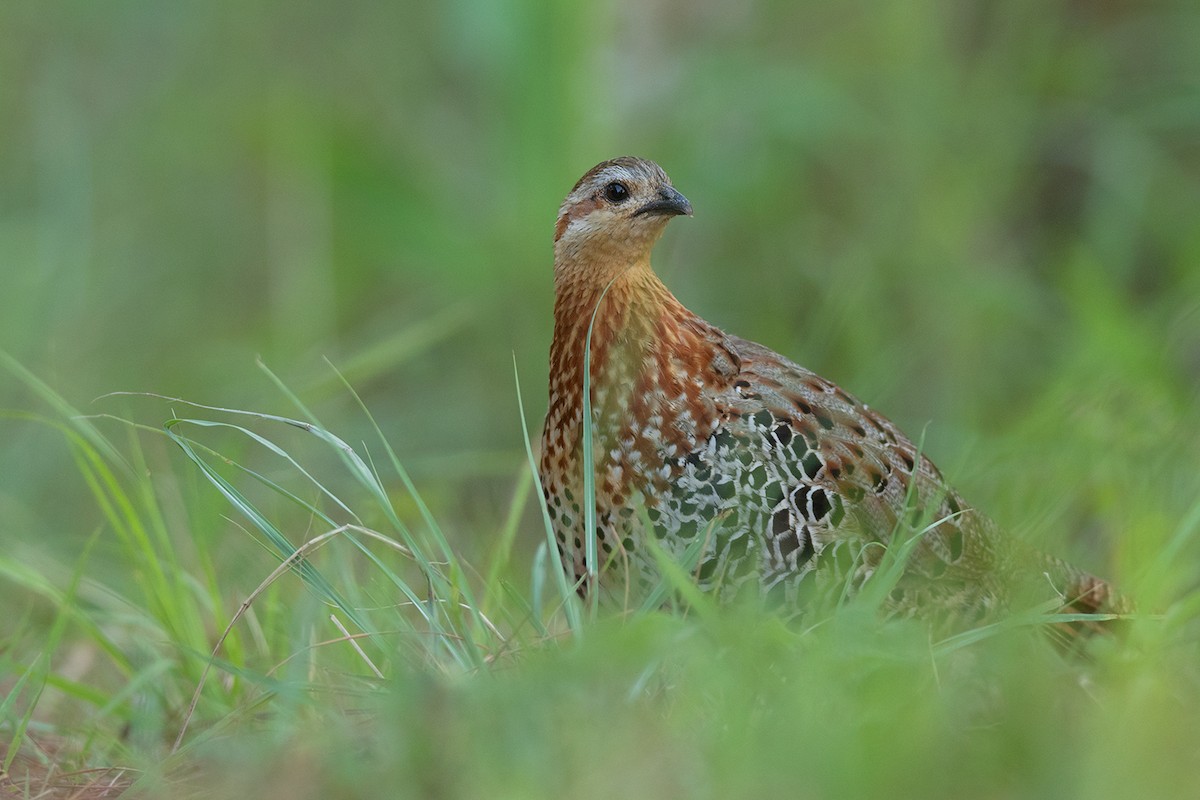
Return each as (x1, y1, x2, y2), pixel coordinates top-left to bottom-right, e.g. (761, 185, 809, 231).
(634, 186, 693, 218)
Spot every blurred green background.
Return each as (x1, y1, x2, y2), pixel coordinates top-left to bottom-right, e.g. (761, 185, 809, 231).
(3, 1, 1200, 795)
(2, 0, 1199, 629)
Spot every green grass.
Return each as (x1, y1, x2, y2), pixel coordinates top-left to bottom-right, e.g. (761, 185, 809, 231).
(1, 351, 1199, 798)
(2, 1, 1200, 797)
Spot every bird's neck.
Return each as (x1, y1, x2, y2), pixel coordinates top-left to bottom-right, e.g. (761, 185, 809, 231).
(546, 252, 727, 465)
(550, 258, 685, 405)
(554, 255, 667, 330)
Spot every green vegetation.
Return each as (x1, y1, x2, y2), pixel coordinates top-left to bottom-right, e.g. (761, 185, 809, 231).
(2, 1, 1199, 797)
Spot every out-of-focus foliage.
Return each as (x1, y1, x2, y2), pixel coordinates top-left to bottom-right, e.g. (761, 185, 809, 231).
(0, 2, 1198, 795)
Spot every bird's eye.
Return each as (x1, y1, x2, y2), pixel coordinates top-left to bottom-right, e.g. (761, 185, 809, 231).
(603, 182, 630, 204)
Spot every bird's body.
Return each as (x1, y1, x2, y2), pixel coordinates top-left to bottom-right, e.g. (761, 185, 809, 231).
(539, 156, 1121, 627)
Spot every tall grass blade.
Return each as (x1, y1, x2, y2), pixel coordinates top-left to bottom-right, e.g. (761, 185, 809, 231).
(580, 276, 619, 619)
(513, 354, 581, 635)
(162, 420, 369, 633)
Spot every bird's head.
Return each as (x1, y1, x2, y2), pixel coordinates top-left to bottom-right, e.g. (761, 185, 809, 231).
(553, 156, 692, 266)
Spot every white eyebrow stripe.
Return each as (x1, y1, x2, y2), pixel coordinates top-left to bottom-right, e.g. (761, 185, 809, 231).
(586, 166, 641, 192)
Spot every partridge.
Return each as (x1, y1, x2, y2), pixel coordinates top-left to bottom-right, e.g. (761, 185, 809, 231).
(539, 156, 1123, 628)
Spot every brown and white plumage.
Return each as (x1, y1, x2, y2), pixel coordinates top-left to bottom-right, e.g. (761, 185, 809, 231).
(539, 156, 1124, 629)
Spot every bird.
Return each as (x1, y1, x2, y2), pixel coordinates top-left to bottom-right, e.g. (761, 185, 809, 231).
(539, 156, 1125, 632)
